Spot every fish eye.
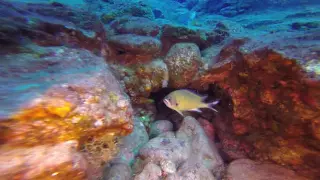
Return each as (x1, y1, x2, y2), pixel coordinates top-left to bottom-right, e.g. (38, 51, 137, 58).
(176, 102, 178, 106)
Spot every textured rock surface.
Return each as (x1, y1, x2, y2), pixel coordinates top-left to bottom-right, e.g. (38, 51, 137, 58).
(111, 59, 168, 102)
(149, 120, 174, 138)
(161, 23, 229, 54)
(191, 38, 320, 179)
(0, 141, 87, 180)
(225, 159, 309, 180)
(106, 34, 162, 65)
(135, 116, 224, 179)
(111, 117, 149, 166)
(109, 16, 160, 37)
(164, 43, 202, 88)
(103, 163, 131, 180)
(0, 46, 133, 179)
(0, 0, 105, 53)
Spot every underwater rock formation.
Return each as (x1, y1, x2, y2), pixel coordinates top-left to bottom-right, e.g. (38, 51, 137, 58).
(98, 0, 154, 23)
(109, 16, 160, 37)
(225, 159, 309, 180)
(0, 0, 105, 53)
(134, 116, 224, 179)
(160, 23, 229, 54)
(0, 46, 133, 179)
(191, 38, 320, 179)
(111, 117, 149, 166)
(164, 43, 202, 88)
(110, 59, 168, 103)
(106, 34, 162, 65)
(149, 120, 174, 138)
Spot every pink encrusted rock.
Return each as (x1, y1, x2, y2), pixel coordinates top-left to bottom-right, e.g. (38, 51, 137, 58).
(225, 159, 309, 180)
(0, 141, 87, 179)
(198, 117, 215, 142)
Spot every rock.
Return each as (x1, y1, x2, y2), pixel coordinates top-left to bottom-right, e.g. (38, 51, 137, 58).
(160, 160, 176, 174)
(198, 118, 215, 142)
(0, 46, 133, 179)
(161, 24, 229, 53)
(291, 22, 320, 30)
(110, 16, 160, 37)
(164, 43, 202, 88)
(106, 34, 162, 65)
(192, 0, 317, 17)
(132, 104, 157, 129)
(134, 163, 162, 180)
(149, 120, 174, 138)
(167, 158, 216, 180)
(0, 0, 105, 52)
(103, 163, 131, 180)
(139, 136, 191, 165)
(0, 141, 87, 179)
(176, 116, 224, 178)
(136, 116, 224, 179)
(190, 38, 320, 179)
(99, 1, 154, 23)
(111, 59, 168, 100)
(225, 159, 309, 180)
(111, 117, 149, 165)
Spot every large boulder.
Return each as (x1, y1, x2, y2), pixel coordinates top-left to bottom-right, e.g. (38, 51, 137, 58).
(161, 23, 229, 54)
(106, 34, 162, 65)
(110, 59, 169, 103)
(0, 46, 133, 179)
(164, 43, 202, 88)
(109, 16, 160, 37)
(225, 159, 309, 180)
(190, 36, 320, 179)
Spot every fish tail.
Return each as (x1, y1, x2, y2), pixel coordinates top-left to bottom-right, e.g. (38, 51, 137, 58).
(206, 100, 219, 113)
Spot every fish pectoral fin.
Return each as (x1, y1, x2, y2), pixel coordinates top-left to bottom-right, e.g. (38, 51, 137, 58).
(190, 108, 202, 113)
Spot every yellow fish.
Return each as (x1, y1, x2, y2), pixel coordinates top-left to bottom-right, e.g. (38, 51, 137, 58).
(163, 89, 219, 116)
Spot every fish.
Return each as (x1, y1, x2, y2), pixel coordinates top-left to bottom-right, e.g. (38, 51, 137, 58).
(163, 89, 219, 116)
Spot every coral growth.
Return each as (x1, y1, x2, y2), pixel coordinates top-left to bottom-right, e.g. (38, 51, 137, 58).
(191, 39, 320, 179)
(0, 47, 133, 179)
